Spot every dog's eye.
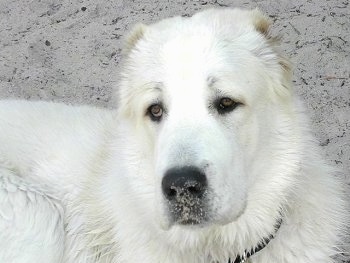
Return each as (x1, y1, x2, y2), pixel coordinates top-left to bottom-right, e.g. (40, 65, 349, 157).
(216, 97, 241, 114)
(147, 104, 163, 121)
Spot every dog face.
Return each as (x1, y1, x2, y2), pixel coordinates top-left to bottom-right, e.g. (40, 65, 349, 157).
(118, 8, 291, 229)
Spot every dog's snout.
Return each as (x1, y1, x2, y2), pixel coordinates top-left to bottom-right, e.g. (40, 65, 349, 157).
(162, 166, 207, 200)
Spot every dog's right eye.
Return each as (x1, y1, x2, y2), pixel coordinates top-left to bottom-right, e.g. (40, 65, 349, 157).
(147, 104, 163, 122)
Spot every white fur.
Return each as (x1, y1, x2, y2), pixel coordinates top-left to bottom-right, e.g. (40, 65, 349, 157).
(0, 8, 348, 263)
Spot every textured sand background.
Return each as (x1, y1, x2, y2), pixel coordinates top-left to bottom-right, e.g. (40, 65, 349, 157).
(0, 0, 349, 178)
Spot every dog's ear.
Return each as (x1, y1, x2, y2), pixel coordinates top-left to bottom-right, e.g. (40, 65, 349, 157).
(123, 23, 147, 55)
(248, 9, 292, 98)
(249, 8, 271, 36)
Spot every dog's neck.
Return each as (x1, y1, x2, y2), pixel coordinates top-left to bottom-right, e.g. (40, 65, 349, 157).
(229, 218, 283, 263)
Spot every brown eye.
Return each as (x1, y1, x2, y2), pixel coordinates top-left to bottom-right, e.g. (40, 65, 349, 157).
(220, 98, 234, 108)
(147, 104, 163, 121)
(216, 97, 240, 114)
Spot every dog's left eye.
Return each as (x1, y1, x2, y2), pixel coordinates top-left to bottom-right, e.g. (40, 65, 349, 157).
(147, 104, 163, 122)
(215, 97, 241, 114)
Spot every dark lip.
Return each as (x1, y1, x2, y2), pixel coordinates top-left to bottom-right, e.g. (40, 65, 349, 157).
(177, 218, 202, 225)
(172, 215, 212, 228)
(174, 220, 209, 229)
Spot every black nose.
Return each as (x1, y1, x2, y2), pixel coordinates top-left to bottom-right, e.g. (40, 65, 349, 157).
(162, 166, 207, 200)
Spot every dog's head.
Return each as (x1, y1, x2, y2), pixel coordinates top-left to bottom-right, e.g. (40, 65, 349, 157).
(117, 8, 292, 229)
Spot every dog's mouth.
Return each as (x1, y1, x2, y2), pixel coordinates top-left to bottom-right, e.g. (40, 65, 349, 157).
(165, 190, 209, 226)
(159, 167, 247, 229)
(160, 166, 212, 227)
(170, 205, 209, 226)
(161, 193, 247, 229)
(177, 218, 204, 226)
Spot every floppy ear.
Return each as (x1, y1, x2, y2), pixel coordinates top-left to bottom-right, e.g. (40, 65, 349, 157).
(248, 9, 292, 98)
(249, 8, 271, 36)
(123, 23, 147, 54)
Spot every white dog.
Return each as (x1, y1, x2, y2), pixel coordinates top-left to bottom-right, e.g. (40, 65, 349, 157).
(0, 8, 348, 263)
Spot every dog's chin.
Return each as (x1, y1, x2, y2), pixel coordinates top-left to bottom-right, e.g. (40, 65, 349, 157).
(158, 211, 243, 231)
(157, 198, 247, 231)
(159, 218, 208, 231)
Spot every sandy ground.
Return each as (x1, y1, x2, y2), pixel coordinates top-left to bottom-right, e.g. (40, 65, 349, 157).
(0, 0, 349, 177)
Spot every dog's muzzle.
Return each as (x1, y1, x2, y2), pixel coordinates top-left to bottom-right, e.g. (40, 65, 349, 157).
(161, 166, 209, 225)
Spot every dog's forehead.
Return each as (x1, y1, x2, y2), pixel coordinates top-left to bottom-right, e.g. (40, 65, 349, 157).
(123, 10, 278, 105)
(159, 35, 217, 87)
(150, 33, 264, 101)
(149, 16, 264, 70)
